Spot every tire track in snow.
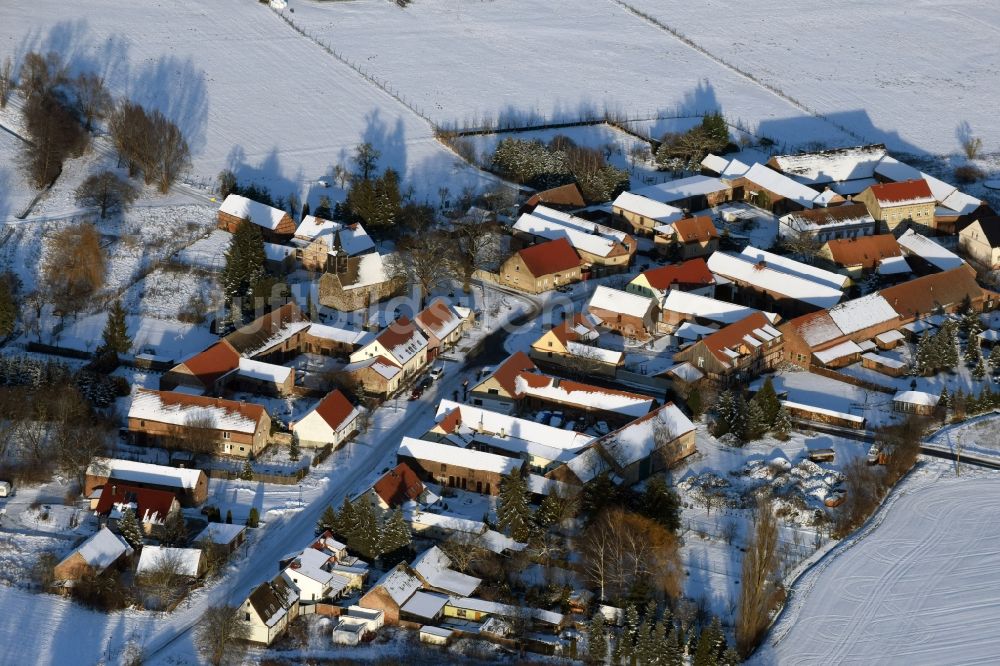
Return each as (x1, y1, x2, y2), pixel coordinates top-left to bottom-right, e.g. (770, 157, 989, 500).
(604, 0, 868, 144)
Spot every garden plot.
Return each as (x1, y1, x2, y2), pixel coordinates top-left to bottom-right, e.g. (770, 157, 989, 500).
(754, 369, 899, 428)
(838, 342, 994, 398)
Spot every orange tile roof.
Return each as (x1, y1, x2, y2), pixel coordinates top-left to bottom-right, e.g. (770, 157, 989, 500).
(869, 179, 933, 205)
(548, 313, 598, 345)
(95, 482, 177, 523)
(527, 183, 586, 209)
(672, 216, 719, 243)
(641, 258, 715, 290)
(179, 340, 240, 387)
(372, 463, 425, 508)
(695, 312, 774, 364)
(486, 351, 538, 396)
(314, 389, 357, 432)
(879, 265, 983, 319)
(516, 238, 582, 277)
(825, 234, 902, 268)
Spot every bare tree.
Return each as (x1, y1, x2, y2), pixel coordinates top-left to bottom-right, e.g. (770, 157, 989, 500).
(386, 231, 454, 308)
(450, 220, 505, 293)
(151, 112, 190, 193)
(54, 422, 108, 493)
(71, 73, 112, 131)
(75, 170, 139, 218)
(41, 222, 106, 317)
(736, 494, 781, 657)
(781, 226, 823, 262)
(0, 56, 13, 108)
(835, 457, 884, 537)
(441, 532, 490, 574)
(108, 101, 189, 191)
(18, 51, 66, 101)
(20, 91, 88, 188)
(137, 549, 188, 610)
(196, 605, 251, 666)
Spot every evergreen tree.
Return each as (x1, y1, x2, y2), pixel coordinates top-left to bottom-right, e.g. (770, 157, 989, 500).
(743, 397, 767, 443)
(635, 602, 657, 665)
(332, 497, 356, 538)
(349, 495, 380, 559)
(220, 220, 266, 320)
(239, 459, 254, 481)
(990, 344, 1000, 372)
(588, 612, 608, 664)
(687, 387, 704, 420)
(225, 510, 232, 524)
(0, 277, 16, 339)
(378, 508, 412, 556)
(316, 505, 337, 535)
(938, 386, 951, 411)
(965, 337, 983, 366)
(247, 507, 259, 528)
(914, 332, 934, 375)
(497, 471, 534, 542)
(649, 618, 668, 666)
(534, 492, 565, 529)
(973, 350, 987, 380)
(693, 617, 725, 666)
(163, 511, 187, 547)
(97, 299, 131, 357)
(713, 390, 737, 437)
(664, 625, 683, 666)
(753, 377, 781, 427)
(582, 473, 621, 520)
(773, 405, 792, 441)
(640, 476, 681, 532)
(943, 323, 960, 367)
(614, 603, 640, 665)
(118, 507, 144, 550)
(721, 646, 740, 666)
(289, 431, 300, 462)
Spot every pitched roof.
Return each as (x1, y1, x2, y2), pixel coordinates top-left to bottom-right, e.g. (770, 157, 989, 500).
(612, 192, 685, 224)
(512, 374, 655, 418)
(515, 237, 581, 277)
(546, 313, 600, 346)
(480, 351, 538, 397)
(313, 389, 359, 432)
(414, 298, 465, 342)
(371, 316, 428, 366)
(513, 213, 623, 259)
(738, 246, 848, 290)
(600, 402, 695, 468)
(768, 144, 887, 185)
(249, 576, 298, 626)
(741, 163, 820, 208)
(86, 457, 204, 490)
(897, 230, 965, 271)
(137, 546, 203, 578)
(411, 546, 481, 597)
(879, 265, 983, 320)
(632, 174, 730, 204)
(660, 290, 778, 325)
(824, 234, 902, 268)
(372, 565, 423, 606)
(706, 252, 844, 309)
(787, 293, 899, 348)
(342, 355, 402, 380)
(965, 216, 1000, 247)
(372, 463, 425, 508)
(781, 203, 874, 232)
(224, 302, 308, 358)
(178, 340, 240, 388)
(95, 482, 177, 525)
(588, 286, 655, 319)
(638, 258, 715, 291)
(867, 179, 934, 206)
(686, 312, 781, 366)
(62, 527, 132, 573)
(128, 389, 265, 434)
(527, 182, 585, 209)
(434, 399, 594, 456)
(219, 194, 290, 230)
(398, 437, 523, 476)
(672, 216, 719, 243)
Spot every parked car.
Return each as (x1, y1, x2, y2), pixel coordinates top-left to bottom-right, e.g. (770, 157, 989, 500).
(0, 481, 11, 498)
(409, 387, 424, 401)
(549, 411, 564, 428)
(565, 420, 576, 432)
(429, 366, 444, 380)
(594, 421, 610, 435)
(535, 410, 552, 424)
(419, 377, 433, 390)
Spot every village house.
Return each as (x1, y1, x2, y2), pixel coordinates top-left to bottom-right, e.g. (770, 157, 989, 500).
(819, 234, 909, 282)
(127, 389, 271, 459)
(513, 206, 635, 271)
(85, 458, 208, 506)
(531, 204, 638, 254)
(411, 546, 482, 597)
(593, 403, 696, 485)
(611, 191, 685, 236)
(291, 389, 360, 449)
(430, 400, 593, 474)
(468, 351, 540, 413)
(241, 575, 301, 645)
(302, 323, 371, 358)
(523, 182, 586, 211)
(893, 390, 940, 416)
(626, 258, 716, 301)
(94, 483, 182, 536)
(349, 316, 428, 380)
(779, 203, 877, 242)
(587, 285, 658, 341)
(160, 340, 241, 394)
(263, 242, 296, 275)
(874, 155, 985, 232)
(658, 289, 779, 331)
(338, 355, 403, 398)
(731, 163, 823, 215)
(653, 215, 720, 259)
(367, 463, 431, 510)
(359, 564, 424, 625)
(137, 546, 206, 580)
(53, 527, 133, 585)
(193, 522, 247, 555)
(294, 215, 375, 272)
(225, 358, 295, 397)
(224, 302, 310, 364)
(672, 312, 784, 388)
(498, 237, 583, 294)
(318, 251, 406, 311)
(854, 179, 936, 234)
(282, 547, 353, 602)
(959, 216, 1000, 270)
(780, 265, 988, 367)
(707, 250, 844, 317)
(397, 437, 524, 495)
(442, 597, 565, 633)
(529, 313, 623, 377)
(404, 509, 525, 555)
(511, 373, 656, 427)
(414, 298, 473, 360)
(217, 194, 296, 242)
(630, 174, 732, 211)
(897, 229, 966, 275)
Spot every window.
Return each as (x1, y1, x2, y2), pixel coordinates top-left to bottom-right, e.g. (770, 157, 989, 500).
(245, 612, 251, 622)
(457, 609, 467, 618)
(223, 431, 230, 440)
(697, 356, 705, 368)
(440, 463, 446, 471)
(139, 420, 145, 427)
(239, 446, 245, 452)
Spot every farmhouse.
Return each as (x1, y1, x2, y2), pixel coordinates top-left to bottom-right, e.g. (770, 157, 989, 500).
(369, 463, 430, 509)
(294, 215, 375, 270)
(672, 312, 784, 387)
(302, 323, 371, 358)
(659, 289, 778, 330)
(414, 298, 473, 359)
(397, 437, 524, 495)
(874, 155, 984, 227)
(94, 483, 181, 535)
(587, 285, 657, 341)
(779, 203, 877, 242)
(349, 316, 428, 380)
(767, 144, 888, 189)
(224, 302, 310, 364)
(819, 234, 908, 281)
(85, 458, 208, 506)
(291, 389, 360, 449)
(512, 210, 632, 270)
(531, 205, 638, 255)
(241, 575, 301, 645)
(53, 527, 133, 584)
(893, 390, 940, 415)
(529, 313, 623, 377)
(513, 373, 656, 425)
(897, 229, 965, 274)
(217, 194, 296, 241)
(159, 340, 240, 394)
(627, 258, 716, 301)
(318, 252, 406, 311)
(282, 547, 352, 602)
(499, 237, 583, 294)
(359, 565, 423, 625)
(339, 355, 403, 398)
(468, 351, 540, 413)
(958, 217, 1000, 270)
(731, 163, 823, 215)
(630, 174, 732, 211)
(595, 403, 696, 484)
(707, 251, 844, 316)
(611, 191, 684, 235)
(225, 358, 295, 396)
(739, 246, 849, 291)
(127, 389, 271, 459)
(653, 215, 720, 259)
(854, 179, 936, 234)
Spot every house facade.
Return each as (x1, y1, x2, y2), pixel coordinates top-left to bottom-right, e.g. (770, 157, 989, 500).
(672, 312, 784, 388)
(499, 238, 583, 294)
(242, 575, 301, 645)
(397, 437, 524, 495)
(291, 389, 360, 449)
(779, 203, 877, 242)
(854, 180, 936, 234)
(349, 316, 428, 380)
(958, 217, 1000, 270)
(217, 194, 296, 242)
(587, 286, 657, 341)
(85, 458, 209, 506)
(655, 216, 720, 259)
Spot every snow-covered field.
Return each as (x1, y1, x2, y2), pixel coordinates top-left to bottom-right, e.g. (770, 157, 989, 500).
(756, 463, 1000, 665)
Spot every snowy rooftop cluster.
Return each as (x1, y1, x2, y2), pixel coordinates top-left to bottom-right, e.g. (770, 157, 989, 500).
(514, 212, 621, 258)
(601, 403, 694, 468)
(588, 285, 654, 318)
(707, 251, 844, 309)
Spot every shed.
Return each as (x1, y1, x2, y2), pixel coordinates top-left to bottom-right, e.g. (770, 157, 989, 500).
(874, 329, 905, 350)
(861, 352, 907, 377)
(893, 390, 940, 415)
(419, 625, 454, 646)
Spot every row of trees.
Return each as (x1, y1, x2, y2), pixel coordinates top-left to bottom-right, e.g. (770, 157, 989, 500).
(316, 497, 411, 561)
(712, 379, 792, 444)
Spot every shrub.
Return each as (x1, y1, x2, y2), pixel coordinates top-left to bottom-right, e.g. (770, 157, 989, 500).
(954, 165, 985, 184)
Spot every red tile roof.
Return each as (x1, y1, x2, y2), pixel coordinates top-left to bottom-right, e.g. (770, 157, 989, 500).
(414, 298, 460, 341)
(314, 389, 357, 432)
(372, 463, 425, 508)
(879, 265, 984, 319)
(375, 315, 424, 357)
(869, 179, 934, 205)
(526, 183, 586, 209)
(485, 351, 538, 396)
(513, 371, 650, 402)
(95, 482, 177, 524)
(146, 389, 267, 424)
(516, 238, 582, 277)
(179, 340, 240, 387)
(695, 312, 775, 364)
(825, 234, 902, 268)
(435, 406, 462, 434)
(672, 216, 719, 243)
(641, 258, 715, 290)
(549, 313, 599, 345)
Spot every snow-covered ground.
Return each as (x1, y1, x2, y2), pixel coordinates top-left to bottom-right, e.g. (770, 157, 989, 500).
(755, 461, 1000, 665)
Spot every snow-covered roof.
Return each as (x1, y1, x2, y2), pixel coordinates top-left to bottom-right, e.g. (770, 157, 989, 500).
(770, 145, 887, 185)
(829, 178, 878, 196)
(86, 457, 204, 490)
(741, 163, 820, 209)
(263, 242, 295, 262)
(68, 527, 132, 572)
(401, 591, 449, 619)
(236, 357, 292, 384)
(877, 255, 912, 275)
(342, 355, 401, 380)
(447, 597, 564, 626)
(875, 330, 905, 345)
(526, 474, 578, 498)
(901, 320, 937, 335)
(128, 389, 262, 434)
(295, 215, 336, 240)
(978, 329, 1000, 343)
(781, 399, 864, 424)
(373, 566, 423, 606)
(286, 547, 337, 587)
(412, 546, 481, 597)
(701, 153, 729, 174)
(939, 189, 981, 216)
(193, 522, 245, 545)
(739, 246, 849, 290)
(862, 352, 906, 370)
(219, 194, 289, 230)
(359, 317, 428, 367)
(874, 156, 979, 212)
(532, 205, 630, 243)
(415, 298, 467, 343)
(137, 546, 203, 578)
(420, 625, 453, 638)
(307, 323, 371, 346)
(513, 213, 621, 258)
(565, 341, 623, 365)
(827, 294, 899, 337)
(897, 230, 965, 271)
(600, 403, 694, 469)
(588, 285, 654, 319)
(564, 447, 612, 484)
(706, 252, 843, 309)
(632, 174, 730, 205)
(612, 192, 685, 224)
(666, 361, 705, 383)
(345, 252, 392, 290)
(513, 374, 654, 418)
(398, 437, 522, 475)
(813, 340, 864, 365)
(661, 290, 778, 325)
(673, 322, 718, 341)
(434, 400, 593, 453)
(404, 510, 525, 554)
(893, 390, 940, 407)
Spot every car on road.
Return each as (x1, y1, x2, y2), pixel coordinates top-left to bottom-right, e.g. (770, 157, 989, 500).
(594, 421, 610, 435)
(409, 387, 423, 401)
(549, 411, 564, 428)
(418, 377, 433, 390)
(429, 366, 444, 380)
(535, 410, 552, 424)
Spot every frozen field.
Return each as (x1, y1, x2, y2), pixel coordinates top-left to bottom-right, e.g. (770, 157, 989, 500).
(757, 465, 1000, 665)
